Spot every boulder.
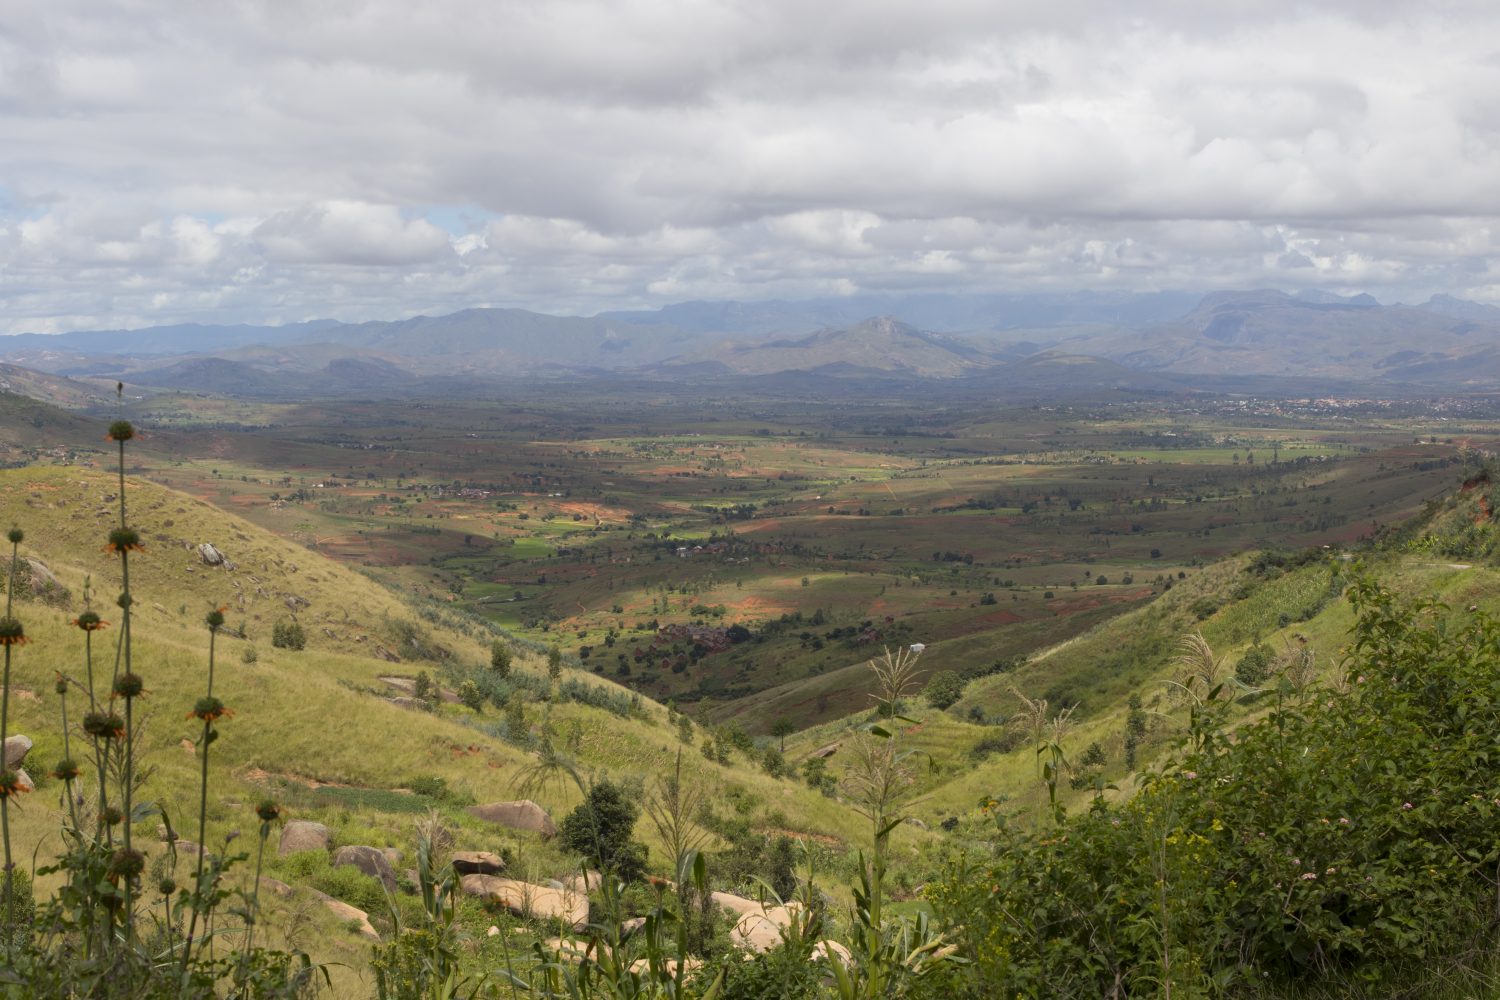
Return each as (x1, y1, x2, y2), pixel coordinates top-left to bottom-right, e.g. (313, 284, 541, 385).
(259, 877, 294, 898)
(3, 735, 31, 770)
(628, 957, 701, 977)
(21, 559, 68, 604)
(381, 847, 403, 866)
(278, 820, 331, 857)
(806, 741, 840, 760)
(12, 768, 32, 794)
(312, 892, 380, 941)
(709, 891, 762, 917)
(458, 875, 589, 930)
(467, 800, 557, 838)
(451, 850, 506, 876)
(197, 543, 228, 567)
(565, 870, 603, 893)
(333, 845, 398, 894)
(812, 940, 852, 966)
(729, 904, 800, 953)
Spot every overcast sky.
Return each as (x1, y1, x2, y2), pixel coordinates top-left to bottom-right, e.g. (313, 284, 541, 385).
(3, 1, 1499, 333)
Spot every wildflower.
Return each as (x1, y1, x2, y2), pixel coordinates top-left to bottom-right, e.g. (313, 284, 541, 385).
(1401, 801, 1414, 811)
(106, 420, 135, 442)
(52, 758, 80, 782)
(0, 770, 30, 799)
(1300, 872, 1317, 880)
(205, 606, 226, 631)
(54, 675, 69, 696)
(0, 616, 28, 647)
(107, 847, 145, 880)
(1182, 771, 1198, 780)
(255, 800, 282, 823)
(158, 877, 177, 896)
(104, 527, 143, 553)
(1338, 817, 1350, 825)
(111, 672, 146, 700)
(5, 527, 20, 544)
(82, 711, 125, 739)
(100, 806, 124, 826)
(188, 696, 232, 722)
(72, 611, 108, 631)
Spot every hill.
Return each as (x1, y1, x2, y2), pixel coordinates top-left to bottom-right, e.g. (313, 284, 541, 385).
(0, 463, 909, 993)
(669, 316, 996, 378)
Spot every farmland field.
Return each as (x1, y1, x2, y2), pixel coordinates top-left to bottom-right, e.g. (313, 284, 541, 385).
(104, 383, 1499, 731)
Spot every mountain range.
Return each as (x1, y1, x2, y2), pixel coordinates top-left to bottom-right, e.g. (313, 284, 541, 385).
(3, 288, 1500, 396)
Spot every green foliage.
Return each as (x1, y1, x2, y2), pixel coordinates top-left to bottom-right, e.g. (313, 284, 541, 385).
(489, 639, 512, 676)
(1235, 641, 1275, 686)
(922, 670, 966, 711)
(929, 575, 1500, 995)
(271, 619, 306, 650)
(559, 780, 648, 883)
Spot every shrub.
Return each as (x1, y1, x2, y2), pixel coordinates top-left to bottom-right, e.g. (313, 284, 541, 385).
(271, 620, 306, 650)
(559, 780, 648, 883)
(923, 670, 966, 710)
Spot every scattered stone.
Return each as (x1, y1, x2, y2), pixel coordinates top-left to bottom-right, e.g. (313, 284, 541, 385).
(278, 820, 331, 857)
(629, 957, 701, 977)
(451, 851, 506, 876)
(181, 739, 196, 755)
(620, 916, 647, 938)
(197, 543, 228, 567)
(388, 697, 426, 711)
(458, 875, 588, 930)
(373, 645, 401, 663)
(259, 877, 294, 898)
(486, 925, 501, 937)
(467, 800, 557, 838)
(333, 845, 398, 894)
(807, 741, 841, 760)
(13, 768, 32, 794)
(3, 735, 32, 769)
(310, 891, 380, 941)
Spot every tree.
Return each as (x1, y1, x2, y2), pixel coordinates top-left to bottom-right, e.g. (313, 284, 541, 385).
(1236, 642, 1274, 687)
(923, 670, 966, 711)
(547, 645, 562, 681)
(770, 716, 795, 752)
(489, 640, 512, 677)
(559, 780, 647, 882)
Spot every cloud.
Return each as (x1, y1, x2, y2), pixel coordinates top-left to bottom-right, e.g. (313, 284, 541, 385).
(2, 0, 1500, 331)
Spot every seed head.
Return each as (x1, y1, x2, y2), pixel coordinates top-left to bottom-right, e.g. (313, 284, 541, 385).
(108, 847, 145, 880)
(255, 799, 282, 823)
(5, 527, 21, 545)
(189, 696, 232, 722)
(52, 758, 80, 782)
(105, 527, 143, 554)
(82, 711, 126, 740)
(0, 770, 29, 799)
(111, 672, 145, 700)
(0, 617, 27, 646)
(54, 675, 69, 696)
(158, 877, 177, 896)
(205, 607, 226, 630)
(72, 611, 108, 632)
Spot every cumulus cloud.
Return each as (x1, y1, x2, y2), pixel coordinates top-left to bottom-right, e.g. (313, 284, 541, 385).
(2, 0, 1500, 331)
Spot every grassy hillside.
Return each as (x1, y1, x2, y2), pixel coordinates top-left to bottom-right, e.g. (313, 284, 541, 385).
(0, 466, 919, 995)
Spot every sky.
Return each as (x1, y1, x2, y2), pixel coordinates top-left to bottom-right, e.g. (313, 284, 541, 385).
(3, 0, 1500, 333)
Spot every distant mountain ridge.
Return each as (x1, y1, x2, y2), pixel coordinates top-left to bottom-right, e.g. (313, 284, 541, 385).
(3, 288, 1500, 392)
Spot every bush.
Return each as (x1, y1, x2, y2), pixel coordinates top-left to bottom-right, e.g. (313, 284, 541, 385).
(930, 577, 1500, 994)
(559, 780, 648, 883)
(271, 620, 306, 650)
(923, 670, 966, 710)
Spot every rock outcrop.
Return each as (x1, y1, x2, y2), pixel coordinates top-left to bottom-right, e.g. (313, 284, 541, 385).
(467, 800, 557, 838)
